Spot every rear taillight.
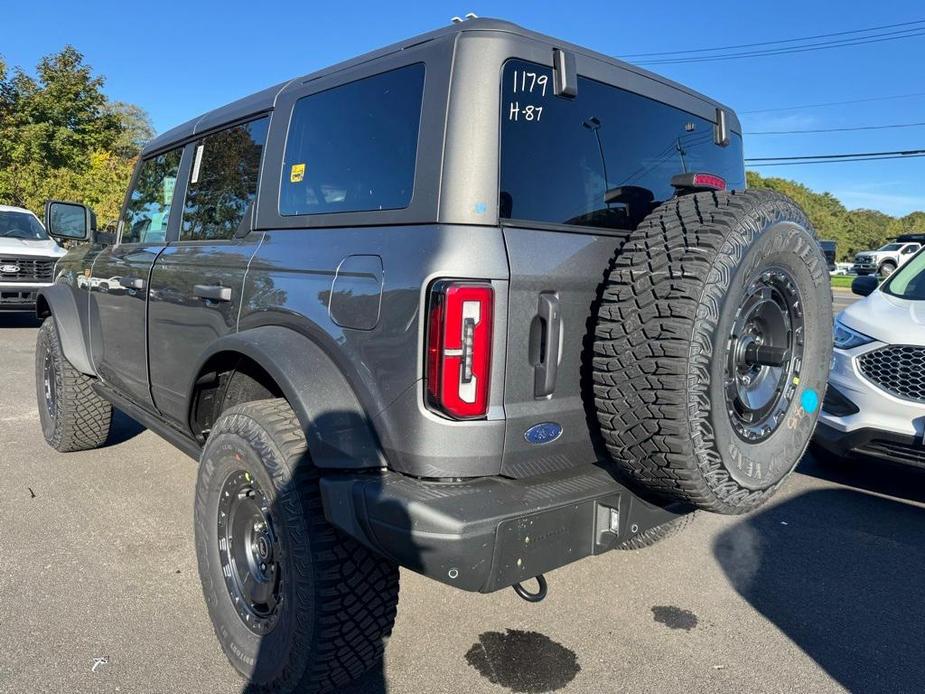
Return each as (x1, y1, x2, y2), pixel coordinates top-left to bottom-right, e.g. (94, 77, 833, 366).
(425, 281, 493, 419)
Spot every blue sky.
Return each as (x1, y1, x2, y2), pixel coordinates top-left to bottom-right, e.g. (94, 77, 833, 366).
(4, 0, 924, 216)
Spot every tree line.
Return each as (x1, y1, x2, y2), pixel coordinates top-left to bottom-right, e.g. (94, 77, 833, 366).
(747, 171, 925, 261)
(1, 46, 922, 259)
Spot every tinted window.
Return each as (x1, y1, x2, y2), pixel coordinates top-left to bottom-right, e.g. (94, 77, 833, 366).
(121, 148, 183, 244)
(280, 63, 425, 216)
(181, 117, 269, 241)
(0, 211, 47, 240)
(500, 59, 745, 231)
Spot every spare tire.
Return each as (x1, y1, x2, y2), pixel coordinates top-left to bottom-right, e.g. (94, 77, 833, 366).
(592, 189, 832, 514)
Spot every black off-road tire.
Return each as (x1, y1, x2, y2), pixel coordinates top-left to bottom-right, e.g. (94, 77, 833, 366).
(35, 317, 112, 452)
(593, 189, 832, 515)
(195, 398, 400, 693)
(617, 513, 695, 550)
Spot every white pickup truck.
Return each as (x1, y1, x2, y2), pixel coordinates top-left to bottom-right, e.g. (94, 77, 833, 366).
(0, 205, 67, 311)
(852, 241, 921, 278)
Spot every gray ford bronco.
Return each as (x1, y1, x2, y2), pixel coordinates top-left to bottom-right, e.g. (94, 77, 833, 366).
(34, 17, 832, 692)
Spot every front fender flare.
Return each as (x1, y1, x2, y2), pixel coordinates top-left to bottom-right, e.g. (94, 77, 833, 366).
(35, 284, 95, 376)
(192, 326, 386, 470)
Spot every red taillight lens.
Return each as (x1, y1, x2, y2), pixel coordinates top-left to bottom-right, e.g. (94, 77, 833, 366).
(670, 172, 727, 193)
(425, 281, 493, 419)
(691, 173, 726, 191)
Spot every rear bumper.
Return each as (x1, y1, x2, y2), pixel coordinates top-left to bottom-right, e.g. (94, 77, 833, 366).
(320, 464, 688, 593)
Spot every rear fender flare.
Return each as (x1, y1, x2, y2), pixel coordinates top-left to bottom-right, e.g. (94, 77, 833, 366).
(35, 285, 95, 376)
(191, 326, 385, 469)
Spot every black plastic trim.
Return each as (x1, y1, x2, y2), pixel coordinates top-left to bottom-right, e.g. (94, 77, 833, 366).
(35, 284, 95, 376)
(320, 464, 688, 593)
(92, 381, 202, 460)
(813, 422, 924, 468)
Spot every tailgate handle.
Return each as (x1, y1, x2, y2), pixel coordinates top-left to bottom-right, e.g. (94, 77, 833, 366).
(530, 292, 560, 398)
(193, 284, 232, 302)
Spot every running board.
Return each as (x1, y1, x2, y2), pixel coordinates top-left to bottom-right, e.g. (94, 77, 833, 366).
(92, 382, 202, 460)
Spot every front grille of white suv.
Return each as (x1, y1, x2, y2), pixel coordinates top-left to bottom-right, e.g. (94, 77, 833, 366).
(857, 345, 925, 403)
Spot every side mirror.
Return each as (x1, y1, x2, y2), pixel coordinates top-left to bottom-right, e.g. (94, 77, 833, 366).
(44, 200, 96, 242)
(851, 275, 879, 297)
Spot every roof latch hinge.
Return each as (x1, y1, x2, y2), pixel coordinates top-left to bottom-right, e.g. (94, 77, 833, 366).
(553, 48, 577, 98)
(714, 107, 730, 147)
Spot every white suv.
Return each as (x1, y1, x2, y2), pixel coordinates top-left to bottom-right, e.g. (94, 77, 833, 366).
(815, 249, 925, 468)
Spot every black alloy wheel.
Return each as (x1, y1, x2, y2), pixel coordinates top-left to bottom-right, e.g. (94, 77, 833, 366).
(217, 469, 282, 635)
(724, 268, 805, 443)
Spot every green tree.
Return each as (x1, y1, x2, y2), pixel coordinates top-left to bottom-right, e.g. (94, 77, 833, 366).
(747, 171, 923, 261)
(106, 101, 155, 158)
(0, 46, 149, 222)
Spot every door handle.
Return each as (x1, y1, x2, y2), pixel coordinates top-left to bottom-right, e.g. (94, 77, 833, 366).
(193, 284, 232, 302)
(530, 292, 561, 398)
(119, 277, 145, 290)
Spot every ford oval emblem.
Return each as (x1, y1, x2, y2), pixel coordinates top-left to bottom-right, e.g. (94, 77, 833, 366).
(524, 422, 563, 445)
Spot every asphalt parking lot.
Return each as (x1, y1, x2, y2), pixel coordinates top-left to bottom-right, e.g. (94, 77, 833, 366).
(2, 292, 923, 694)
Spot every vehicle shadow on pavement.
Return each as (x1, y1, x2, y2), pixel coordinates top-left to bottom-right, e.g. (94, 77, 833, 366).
(0, 312, 42, 329)
(104, 409, 146, 447)
(714, 483, 925, 692)
(800, 446, 925, 504)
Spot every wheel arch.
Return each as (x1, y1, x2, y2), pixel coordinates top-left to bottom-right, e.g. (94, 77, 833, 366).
(35, 284, 96, 376)
(187, 326, 386, 470)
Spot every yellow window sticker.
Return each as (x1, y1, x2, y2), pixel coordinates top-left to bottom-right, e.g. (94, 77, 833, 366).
(290, 163, 306, 183)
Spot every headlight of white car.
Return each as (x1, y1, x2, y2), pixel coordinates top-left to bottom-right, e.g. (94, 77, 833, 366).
(833, 318, 874, 350)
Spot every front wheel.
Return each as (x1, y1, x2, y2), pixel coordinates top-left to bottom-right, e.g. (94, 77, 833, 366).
(195, 399, 399, 693)
(35, 317, 112, 452)
(879, 261, 897, 278)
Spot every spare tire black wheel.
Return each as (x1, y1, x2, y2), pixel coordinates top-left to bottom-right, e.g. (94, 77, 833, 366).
(593, 189, 832, 515)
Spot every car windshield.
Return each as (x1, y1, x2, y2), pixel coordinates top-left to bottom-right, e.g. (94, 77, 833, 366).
(883, 248, 925, 300)
(877, 243, 903, 252)
(0, 211, 49, 240)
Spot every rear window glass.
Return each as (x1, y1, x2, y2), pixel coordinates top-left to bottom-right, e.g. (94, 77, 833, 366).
(280, 63, 425, 217)
(499, 59, 745, 231)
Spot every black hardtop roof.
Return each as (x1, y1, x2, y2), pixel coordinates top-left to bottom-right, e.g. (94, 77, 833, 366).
(142, 17, 734, 156)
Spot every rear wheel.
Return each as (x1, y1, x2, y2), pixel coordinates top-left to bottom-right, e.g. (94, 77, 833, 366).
(195, 399, 399, 693)
(35, 317, 112, 452)
(592, 189, 832, 514)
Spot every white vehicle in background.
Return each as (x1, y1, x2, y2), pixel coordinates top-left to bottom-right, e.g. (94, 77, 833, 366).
(851, 240, 921, 278)
(814, 249, 925, 469)
(0, 205, 67, 311)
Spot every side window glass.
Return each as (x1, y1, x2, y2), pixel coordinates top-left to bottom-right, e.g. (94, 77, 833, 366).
(181, 117, 269, 241)
(120, 148, 182, 244)
(280, 63, 425, 216)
